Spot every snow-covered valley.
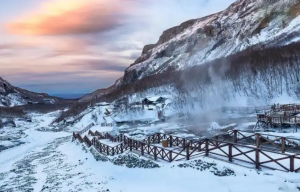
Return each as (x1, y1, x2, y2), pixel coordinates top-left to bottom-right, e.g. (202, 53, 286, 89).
(2, 136, 300, 192)
(2, 0, 300, 191)
(1, 101, 300, 192)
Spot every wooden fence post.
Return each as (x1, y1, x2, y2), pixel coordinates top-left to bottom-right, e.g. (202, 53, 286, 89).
(100, 143, 102, 153)
(198, 141, 201, 152)
(215, 136, 219, 146)
(233, 130, 238, 143)
(229, 144, 233, 162)
(186, 144, 190, 160)
(170, 136, 173, 147)
(130, 139, 132, 151)
(290, 155, 295, 172)
(121, 143, 124, 153)
(255, 148, 260, 169)
(112, 147, 115, 156)
(107, 146, 109, 155)
(205, 139, 209, 156)
(135, 141, 138, 150)
(256, 134, 260, 148)
(157, 133, 161, 143)
(169, 151, 172, 162)
(141, 143, 144, 155)
(281, 137, 285, 153)
(183, 139, 186, 150)
(154, 147, 157, 160)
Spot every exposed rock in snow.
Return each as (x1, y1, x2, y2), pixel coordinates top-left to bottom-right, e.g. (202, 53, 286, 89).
(118, 0, 300, 86)
(177, 159, 235, 177)
(79, 0, 300, 107)
(0, 77, 62, 107)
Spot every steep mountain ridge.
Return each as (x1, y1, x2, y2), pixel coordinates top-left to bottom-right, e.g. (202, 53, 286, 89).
(80, 0, 300, 102)
(120, 0, 299, 84)
(0, 77, 61, 107)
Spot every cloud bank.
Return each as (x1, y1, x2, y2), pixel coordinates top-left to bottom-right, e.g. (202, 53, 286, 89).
(8, 0, 138, 35)
(0, 0, 236, 94)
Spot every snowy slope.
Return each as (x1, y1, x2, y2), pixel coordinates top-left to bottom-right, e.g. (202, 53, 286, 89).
(0, 77, 61, 107)
(80, 0, 300, 103)
(1, 122, 300, 192)
(1, 98, 300, 191)
(119, 0, 300, 85)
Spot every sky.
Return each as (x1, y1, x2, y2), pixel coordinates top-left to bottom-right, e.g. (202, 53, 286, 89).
(0, 0, 236, 96)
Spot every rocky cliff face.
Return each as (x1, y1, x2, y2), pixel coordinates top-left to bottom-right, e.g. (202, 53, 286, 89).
(0, 77, 61, 107)
(80, 0, 300, 102)
(119, 0, 300, 85)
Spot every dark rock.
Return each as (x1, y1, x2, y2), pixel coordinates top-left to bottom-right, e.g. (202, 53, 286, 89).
(178, 160, 235, 177)
(112, 153, 159, 169)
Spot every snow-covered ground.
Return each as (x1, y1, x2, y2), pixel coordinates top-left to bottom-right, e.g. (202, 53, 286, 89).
(1, 102, 300, 191)
(0, 111, 63, 152)
(1, 133, 300, 192)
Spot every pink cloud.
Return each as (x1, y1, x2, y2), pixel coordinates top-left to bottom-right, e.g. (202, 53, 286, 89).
(7, 0, 137, 35)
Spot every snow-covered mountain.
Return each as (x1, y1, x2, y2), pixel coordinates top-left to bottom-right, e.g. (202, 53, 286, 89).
(120, 0, 300, 85)
(80, 0, 300, 102)
(0, 77, 61, 107)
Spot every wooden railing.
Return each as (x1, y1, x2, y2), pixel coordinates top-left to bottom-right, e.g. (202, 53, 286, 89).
(84, 129, 300, 156)
(224, 130, 300, 153)
(205, 138, 299, 172)
(222, 106, 271, 114)
(73, 129, 300, 172)
(256, 104, 300, 129)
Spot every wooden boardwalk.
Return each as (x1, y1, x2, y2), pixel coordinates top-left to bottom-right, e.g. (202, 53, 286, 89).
(255, 104, 300, 131)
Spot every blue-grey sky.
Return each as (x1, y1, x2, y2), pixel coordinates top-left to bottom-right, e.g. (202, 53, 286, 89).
(0, 0, 236, 95)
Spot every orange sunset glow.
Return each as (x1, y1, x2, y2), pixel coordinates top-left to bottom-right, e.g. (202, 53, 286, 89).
(0, 0, 235, 96)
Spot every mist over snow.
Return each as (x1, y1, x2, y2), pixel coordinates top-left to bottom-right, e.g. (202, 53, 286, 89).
(2, 0, 300, 192)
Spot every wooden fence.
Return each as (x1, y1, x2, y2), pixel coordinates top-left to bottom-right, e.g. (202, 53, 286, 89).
(222, 106, 271, 114)
(255, 104, 300, 130)
(72, 123, 95, 141)
(73, 129, 300, 172)
(204, 137, 300, 172)
(224, 130, 300, 153)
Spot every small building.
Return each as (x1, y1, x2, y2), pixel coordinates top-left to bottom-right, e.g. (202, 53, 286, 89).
(155, 97, 166, 104)
(142, 97, 167, 106)
(142, 98, 153, 105)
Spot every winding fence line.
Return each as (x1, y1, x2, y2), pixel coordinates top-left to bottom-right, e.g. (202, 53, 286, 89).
(72, 123, 94, 141)
(73, 129, 300, 172)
